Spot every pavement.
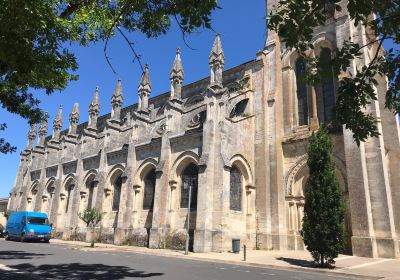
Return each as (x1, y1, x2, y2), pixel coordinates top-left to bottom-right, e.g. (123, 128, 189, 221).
(1, 238, 399, 280)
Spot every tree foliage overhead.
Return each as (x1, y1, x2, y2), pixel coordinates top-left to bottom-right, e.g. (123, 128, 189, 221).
(268, 0, 400, 145)
(302, 126, 345, 267)
(0, 0, 218, 153)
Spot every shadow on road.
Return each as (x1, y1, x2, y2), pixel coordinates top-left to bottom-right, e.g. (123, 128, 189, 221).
(0, 250, 52, 260)
(2, 262, 164, 279)
(276, 257, 316, 268)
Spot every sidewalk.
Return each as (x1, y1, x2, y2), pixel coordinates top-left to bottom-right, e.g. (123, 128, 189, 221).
(51, 239, 400, 280)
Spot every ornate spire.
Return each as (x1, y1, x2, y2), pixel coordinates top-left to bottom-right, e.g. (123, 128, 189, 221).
(209, 34, 225, 86)
(26, 124, 37, 149)
(138, 64, 151, 93)
(38, 112, 49, 145)
(69, 103, 80, 134)
(88, 86, 100, 128)
(52, 105, 63, 139)
(170, 48, 184, 100)
(138, 64, 151, 112)
(111, 79, 124, 120)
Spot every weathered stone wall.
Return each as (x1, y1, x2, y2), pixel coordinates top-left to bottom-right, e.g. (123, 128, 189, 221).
(6, 0, 400, 259)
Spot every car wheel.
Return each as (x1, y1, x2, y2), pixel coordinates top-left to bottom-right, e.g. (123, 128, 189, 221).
(4, 232, 10, 241)
(20, 234, 26, 242)
(44, 239, 50, 243)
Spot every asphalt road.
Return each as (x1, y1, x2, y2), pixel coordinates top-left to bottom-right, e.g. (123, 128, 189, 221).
(0, 239, 357, 280)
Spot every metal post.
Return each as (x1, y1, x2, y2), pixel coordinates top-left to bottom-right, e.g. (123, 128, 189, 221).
(184, 183, 192, 255)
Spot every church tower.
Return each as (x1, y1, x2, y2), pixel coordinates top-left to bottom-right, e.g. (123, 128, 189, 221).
(263, 0, 400, 258)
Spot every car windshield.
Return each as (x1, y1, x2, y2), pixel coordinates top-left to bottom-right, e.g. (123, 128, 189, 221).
(27, 217, 49, 225)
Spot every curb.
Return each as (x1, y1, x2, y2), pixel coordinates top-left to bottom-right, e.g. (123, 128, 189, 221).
(50, 239, 382, 280)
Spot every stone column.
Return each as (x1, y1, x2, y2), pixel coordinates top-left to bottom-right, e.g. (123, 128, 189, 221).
(340, 19, 398, 258)
(149, 134, 171, 248)
(307, 51, 319, 131)
(114, 142, 136, 244)
(264, 32, 287, 250)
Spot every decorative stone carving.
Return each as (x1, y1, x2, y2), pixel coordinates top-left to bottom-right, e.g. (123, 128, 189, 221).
(69, 103, 80, 134)
(170, 48, 184, 100)
(26, 124, 37, 149)
(37, 112, 49, 146)
(155, 123, 167, 136)
(52, 105, 63, 139)
(209, 34, 224, 86)
(138, 64, 151, 112)
(111, 80, 124, 120)
(88, 86, 100, 128)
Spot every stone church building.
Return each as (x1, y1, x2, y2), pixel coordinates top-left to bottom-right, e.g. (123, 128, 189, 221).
(7, 0, 400, 259)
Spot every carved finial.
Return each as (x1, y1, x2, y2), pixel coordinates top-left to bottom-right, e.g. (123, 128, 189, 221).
(88, 86, 100, 128)
(111, 80, 124, 119)
(138, 64, 151, 112)
(209, 34, 225, 85)
(70, 103, 80, 124)
(53, 105, 63, 131)
(209, 34, 224, 66)
(27, 123, 37, 148)
(52, 105, 63, 140)
(112, 80, 123, 106)
(68, 103, 80, 134)
(170, 48, 184, 100)
(38, 112, 49, 145)
(170, 48, 184, 81)
(138, 64, 151, 93)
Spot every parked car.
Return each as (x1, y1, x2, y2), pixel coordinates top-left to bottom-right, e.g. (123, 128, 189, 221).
(5, 211, 52, 242)
(0, 224, 4, 238)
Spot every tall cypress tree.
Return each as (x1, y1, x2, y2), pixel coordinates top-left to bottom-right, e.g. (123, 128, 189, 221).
(301, 126, 345, 267)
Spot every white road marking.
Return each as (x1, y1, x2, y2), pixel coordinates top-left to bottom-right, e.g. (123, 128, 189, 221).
(337, 259, 393, 271)
(236, 269, 250, 272)
(0, 263, 17, 271)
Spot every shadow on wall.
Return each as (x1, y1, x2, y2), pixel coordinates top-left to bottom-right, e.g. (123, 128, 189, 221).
(2, 262, 164, 280)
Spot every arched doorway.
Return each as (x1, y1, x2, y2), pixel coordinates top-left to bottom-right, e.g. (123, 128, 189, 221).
(180, 163, 199, 251)
(285, 160, 352, 253)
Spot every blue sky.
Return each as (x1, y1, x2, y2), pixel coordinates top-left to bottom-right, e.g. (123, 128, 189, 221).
(0, 1, 267, 197)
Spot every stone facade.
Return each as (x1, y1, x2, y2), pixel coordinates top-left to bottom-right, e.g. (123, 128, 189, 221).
(7, 1, 400, 258)
(0, 198, 8, 227)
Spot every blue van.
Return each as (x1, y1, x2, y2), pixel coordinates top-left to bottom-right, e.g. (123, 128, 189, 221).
(5, 211, 52, 242)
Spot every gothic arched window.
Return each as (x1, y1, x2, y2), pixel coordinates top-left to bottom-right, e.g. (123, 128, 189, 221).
(65, 184, 74, 213)
(143, 169, 156, 210)
(180, 163, 198, 210)
(86, 179, 95, 209)
(320, 48, 335, 123)
(230, 166, 242, 211)
(295, 57, 309, 126)
(112, 176, 122, 211)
